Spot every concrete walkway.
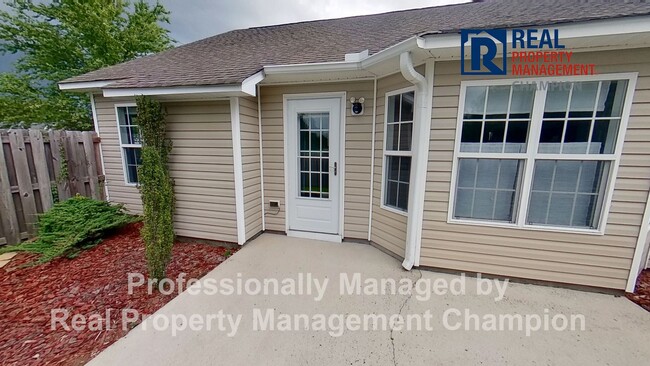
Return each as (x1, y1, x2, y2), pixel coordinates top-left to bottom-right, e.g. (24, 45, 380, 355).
(88, 233, 650, 365)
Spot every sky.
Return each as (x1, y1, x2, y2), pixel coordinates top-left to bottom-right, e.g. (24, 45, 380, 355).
(0, 0, 469, 72)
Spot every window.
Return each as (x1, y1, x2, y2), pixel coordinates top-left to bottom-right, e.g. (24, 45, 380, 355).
(452, 77, 631, 231)
(116, 106, 142, 184)
(298, 112, 330, 199)
(383, 89, 414, 212)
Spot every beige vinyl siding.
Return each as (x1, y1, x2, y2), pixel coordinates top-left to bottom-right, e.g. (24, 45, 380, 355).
(94, 96, 238, 243)
(421, 48, 650, 290)
(239, 96, 263, 241)
(259, 81, 374, 239)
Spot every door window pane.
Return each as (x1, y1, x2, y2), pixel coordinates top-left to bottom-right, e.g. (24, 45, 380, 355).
(297, 112, 330, 199)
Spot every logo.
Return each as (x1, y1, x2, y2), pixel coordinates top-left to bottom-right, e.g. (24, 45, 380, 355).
(461, 29, 507, 75)
(460, 28, 596, 76)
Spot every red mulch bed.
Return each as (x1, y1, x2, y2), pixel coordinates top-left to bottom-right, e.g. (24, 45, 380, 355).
(626, 269, 650, 312)
(0, 222, 236, 366)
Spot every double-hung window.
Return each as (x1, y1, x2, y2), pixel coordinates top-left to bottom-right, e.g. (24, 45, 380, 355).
(116, 105, 142, 184)
(383, 89, 415, 213)
(452, 77, 632, 232)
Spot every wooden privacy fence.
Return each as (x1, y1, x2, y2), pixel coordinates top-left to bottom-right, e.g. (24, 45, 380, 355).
(0, 129, 105, 246)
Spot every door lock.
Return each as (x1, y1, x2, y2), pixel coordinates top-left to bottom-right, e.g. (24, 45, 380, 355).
(333, 162, 337, 176)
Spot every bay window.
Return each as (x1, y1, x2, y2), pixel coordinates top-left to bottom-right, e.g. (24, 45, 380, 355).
(451, 77, 632, 232)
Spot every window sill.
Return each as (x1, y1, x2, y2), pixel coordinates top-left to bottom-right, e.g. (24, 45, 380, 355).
(446, 218, 605, 236)
(380, 204, 408, 217)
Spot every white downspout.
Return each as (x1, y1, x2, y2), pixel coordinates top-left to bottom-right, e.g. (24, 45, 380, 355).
(399, 52, 434, 270)
(257, 85, 266, 231)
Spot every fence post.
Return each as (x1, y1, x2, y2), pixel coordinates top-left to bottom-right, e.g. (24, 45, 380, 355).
(8, 130, 38, 235)
(29, 129, 54, 211)
(82, 131, 100, 200)
(0, 132, 20, 245)
(49, 130, 70, 201)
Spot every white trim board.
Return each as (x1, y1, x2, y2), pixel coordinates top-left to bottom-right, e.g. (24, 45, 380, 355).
(230, 97, 247, 245)
(59, 80, 114, 91)
(367, 77, 378, 241)
(626, 187, 650, 292)
(282, 92, 346, 241)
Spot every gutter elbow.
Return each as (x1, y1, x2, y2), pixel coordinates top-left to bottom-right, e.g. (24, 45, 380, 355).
(399, 52, 426, 87)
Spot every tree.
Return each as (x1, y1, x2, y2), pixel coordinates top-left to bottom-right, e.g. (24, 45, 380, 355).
(136, 95, 174, 281)
(0, 0, 173, 130)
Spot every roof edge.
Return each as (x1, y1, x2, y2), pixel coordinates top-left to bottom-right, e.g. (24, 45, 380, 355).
(101, 71, 265, 98)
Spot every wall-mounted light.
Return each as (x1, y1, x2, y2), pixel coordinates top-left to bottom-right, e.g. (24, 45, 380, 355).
(350, 97, 365, 116)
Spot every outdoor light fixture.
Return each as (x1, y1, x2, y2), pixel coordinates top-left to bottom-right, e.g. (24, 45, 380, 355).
(350, 97, 365, 115)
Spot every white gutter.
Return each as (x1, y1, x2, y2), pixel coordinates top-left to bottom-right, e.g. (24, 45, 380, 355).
(257, 84, 266, 231)
(230, 97, 247, 245)
(59, 80, 114, 91)
(418, 15, 650, 52)
(61, 72, 266, 98)
(399, 52, 434, 270)
(102, 85, 241, 97)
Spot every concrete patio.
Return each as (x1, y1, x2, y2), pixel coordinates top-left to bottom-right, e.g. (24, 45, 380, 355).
(88, 233, 650, 365)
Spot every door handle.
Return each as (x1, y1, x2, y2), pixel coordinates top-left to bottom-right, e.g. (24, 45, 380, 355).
(333, 162, 337, 176)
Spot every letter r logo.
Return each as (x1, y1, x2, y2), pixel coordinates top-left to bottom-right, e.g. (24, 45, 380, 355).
(461, 29, 507, 75)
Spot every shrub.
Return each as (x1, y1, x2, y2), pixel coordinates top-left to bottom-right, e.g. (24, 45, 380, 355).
(136, 95, 175, 281)
(0, 196, 137, 263)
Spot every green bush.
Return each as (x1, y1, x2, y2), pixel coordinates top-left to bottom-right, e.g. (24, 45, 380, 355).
(136, 95, 175, 282)
(0, 196, 137, 263)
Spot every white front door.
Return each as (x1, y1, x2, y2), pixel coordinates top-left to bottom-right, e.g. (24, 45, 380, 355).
(286, 97, 342, 235)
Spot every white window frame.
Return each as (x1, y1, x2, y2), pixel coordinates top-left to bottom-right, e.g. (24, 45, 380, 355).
(381, 86, 415, 216)
(448, 73, 638, 235)
(115, 102, 141, 186)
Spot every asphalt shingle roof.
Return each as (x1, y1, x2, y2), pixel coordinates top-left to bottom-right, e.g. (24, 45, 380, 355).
(62, 0, 650, 89)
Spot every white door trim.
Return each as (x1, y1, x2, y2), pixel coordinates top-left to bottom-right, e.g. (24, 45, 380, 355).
(283, 92, 346, 242)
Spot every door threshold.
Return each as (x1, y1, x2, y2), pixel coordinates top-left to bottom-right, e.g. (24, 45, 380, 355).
(287, 230, 342, 243)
